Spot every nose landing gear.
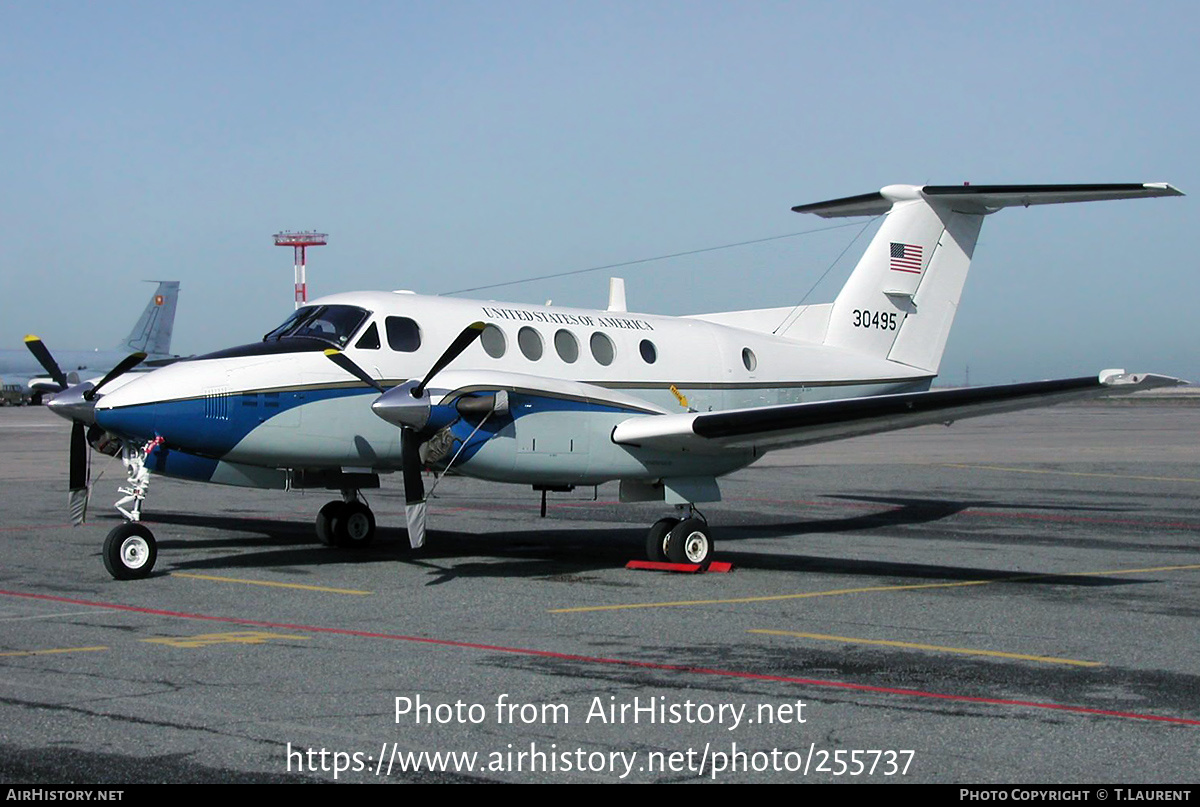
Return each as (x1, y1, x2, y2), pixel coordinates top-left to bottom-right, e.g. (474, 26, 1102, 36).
(102, 440, 159, 580)
(102, 522, 157, 580)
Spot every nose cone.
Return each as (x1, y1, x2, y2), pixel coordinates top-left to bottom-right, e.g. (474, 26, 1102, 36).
(45, 383, 97, 425)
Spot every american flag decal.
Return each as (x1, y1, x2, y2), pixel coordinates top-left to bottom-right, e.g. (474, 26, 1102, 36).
(890, 242, 923, 274)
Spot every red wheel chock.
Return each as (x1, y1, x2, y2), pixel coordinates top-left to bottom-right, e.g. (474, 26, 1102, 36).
(624, 560, 733, 574)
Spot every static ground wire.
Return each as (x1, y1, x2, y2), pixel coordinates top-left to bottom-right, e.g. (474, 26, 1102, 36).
(438, 219, 870, 297)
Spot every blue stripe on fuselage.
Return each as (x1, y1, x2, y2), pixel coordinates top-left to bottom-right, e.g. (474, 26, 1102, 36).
(436, 390, 646, 469)
(97, 385, 380, 459)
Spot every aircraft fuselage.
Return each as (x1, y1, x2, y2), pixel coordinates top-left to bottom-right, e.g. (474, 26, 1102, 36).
(93, 291, 930, 490)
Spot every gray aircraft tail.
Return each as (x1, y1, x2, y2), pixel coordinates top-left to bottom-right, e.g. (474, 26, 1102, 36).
(117, 281, 180, 358)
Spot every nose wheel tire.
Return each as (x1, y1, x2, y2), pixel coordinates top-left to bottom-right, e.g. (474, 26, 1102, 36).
(334, 501, 377, 547)
(665, 518, 713, 568)
(103, 523, 158, 580)
(645, 517, 681, 562)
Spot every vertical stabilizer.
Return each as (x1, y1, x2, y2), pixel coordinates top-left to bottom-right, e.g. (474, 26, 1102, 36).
(118, 281, 180, 358)
(791, 183, 1183, 375)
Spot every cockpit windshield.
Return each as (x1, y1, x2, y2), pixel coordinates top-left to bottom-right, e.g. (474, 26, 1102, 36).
(262, 305, 371, 348)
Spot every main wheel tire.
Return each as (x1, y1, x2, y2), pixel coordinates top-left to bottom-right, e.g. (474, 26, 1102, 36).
(334, 501, 376, 547)
(666, 518, 713, 568)
(645, 517, 680, 562)
(315, 501, 345, 546)
(103, 523, 158, 580)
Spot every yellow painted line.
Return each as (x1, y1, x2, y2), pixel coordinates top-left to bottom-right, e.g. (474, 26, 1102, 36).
(172, 572, 372, 595)
(0, 646, 109, 657)
(550, 564, 1200, 614)
(749, 630, 1100, 667)
(942, 463, 1200, 484)
(549, 579, 1000, 613)
(1077, 564, 1200, 577)
(143, 631, 310, 648)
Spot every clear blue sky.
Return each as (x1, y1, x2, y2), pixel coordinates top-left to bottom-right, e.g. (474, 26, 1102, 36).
(1, 1, 1195, 384)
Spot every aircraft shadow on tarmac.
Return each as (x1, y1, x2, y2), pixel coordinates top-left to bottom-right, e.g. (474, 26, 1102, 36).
(101, 503, 1149, 590)
(710, 494, 1191, 554)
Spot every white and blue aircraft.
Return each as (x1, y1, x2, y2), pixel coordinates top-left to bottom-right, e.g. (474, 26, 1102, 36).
(40, 183, 1185, 580)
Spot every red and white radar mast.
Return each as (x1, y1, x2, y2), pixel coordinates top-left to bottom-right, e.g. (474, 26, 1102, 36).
(273, 231, 328, 309)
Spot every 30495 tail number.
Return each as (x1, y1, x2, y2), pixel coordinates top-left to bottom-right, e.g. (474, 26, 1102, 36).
(852, 310, 898, 330)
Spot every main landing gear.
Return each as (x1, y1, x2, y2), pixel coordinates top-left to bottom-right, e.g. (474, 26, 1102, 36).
(644, 506, 713, 568)
(314, 491, 378, 548)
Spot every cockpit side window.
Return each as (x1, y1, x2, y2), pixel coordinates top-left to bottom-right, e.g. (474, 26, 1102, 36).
(385, 317, 422, 352)
(355, 322, 381, 350)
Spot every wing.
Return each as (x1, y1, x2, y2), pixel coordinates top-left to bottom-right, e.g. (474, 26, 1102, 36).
(611, 371, 1185, 454)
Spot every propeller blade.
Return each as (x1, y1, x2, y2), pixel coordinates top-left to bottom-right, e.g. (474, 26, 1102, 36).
(414, 321, 485, 397)
(68, 421, 89, 525)
(405, 501, 427, 550)
(324, 349, 385, 393)
(23, 335, 68, 390)
(85, 352, 147, 401)
(401, 428, 427, 548)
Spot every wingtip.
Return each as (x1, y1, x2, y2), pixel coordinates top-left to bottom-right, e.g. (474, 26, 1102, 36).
(1143, 182, 1185, 196)
(1099, 370, 1188, 389)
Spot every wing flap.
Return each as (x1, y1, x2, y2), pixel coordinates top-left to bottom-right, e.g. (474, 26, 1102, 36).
(611, 372, 1185, 453)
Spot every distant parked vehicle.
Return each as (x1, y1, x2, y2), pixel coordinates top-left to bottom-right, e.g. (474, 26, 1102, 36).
(1, 384, 31, 406)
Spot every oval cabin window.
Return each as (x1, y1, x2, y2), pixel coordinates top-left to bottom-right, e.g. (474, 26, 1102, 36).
(590, 332, 615, 366)
(481, 324, 507, 358)
(554, 329, 579, 363)
(518, 327, 544, 361)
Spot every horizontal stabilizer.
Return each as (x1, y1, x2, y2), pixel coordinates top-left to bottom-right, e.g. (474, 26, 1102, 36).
(793, 183, 1184, 218)
(612, 372, 1186, 454)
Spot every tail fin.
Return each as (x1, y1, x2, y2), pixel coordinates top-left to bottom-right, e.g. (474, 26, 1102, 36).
(117, 281, 180, 357)
(793, 183, 1183, 374)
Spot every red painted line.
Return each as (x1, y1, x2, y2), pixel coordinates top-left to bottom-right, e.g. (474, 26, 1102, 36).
(2, 588, 1196, 727)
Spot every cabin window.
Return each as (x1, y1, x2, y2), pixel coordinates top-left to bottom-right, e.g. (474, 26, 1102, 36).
(385, 317, 422, 352)
(554, 329, 579, 363)
(481, 324, 507, 358)
(639, 339, 657, 364)
(518, 327, 544, 361)
(590, 332, 615, 366)
(742, 347, 757, 372)
(354, 322, 381, 350)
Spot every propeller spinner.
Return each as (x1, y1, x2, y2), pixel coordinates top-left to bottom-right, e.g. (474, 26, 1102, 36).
(27, 338, 147, 525)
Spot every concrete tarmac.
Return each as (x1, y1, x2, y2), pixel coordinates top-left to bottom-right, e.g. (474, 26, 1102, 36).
(1, 404, 1197, 783)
